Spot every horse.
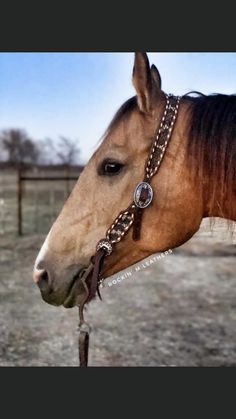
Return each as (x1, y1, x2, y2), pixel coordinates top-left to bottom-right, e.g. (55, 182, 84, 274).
(33, 52, 236, 313)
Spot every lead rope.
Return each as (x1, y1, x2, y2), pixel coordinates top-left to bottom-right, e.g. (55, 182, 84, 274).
(78, 263, 92, 367)
(78, 249, 107, 366)
(78, 94, 181, 366)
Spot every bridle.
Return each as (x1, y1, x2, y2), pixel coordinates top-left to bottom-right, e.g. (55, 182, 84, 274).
(78, 93, 181, 366)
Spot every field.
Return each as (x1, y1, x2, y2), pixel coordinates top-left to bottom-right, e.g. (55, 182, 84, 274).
(0, 169, 235, 366)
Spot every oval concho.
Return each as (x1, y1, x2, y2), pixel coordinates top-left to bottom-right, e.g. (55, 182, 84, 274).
(134, 182, 153, 209)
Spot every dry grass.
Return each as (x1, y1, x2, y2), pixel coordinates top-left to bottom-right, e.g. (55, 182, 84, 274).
(0, 218, 235, 366)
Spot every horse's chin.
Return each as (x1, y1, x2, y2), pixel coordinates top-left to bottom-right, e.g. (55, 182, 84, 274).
(40, 267, 89, 309)
(39, 262, 121, 309)
(62, 280, 82, 308)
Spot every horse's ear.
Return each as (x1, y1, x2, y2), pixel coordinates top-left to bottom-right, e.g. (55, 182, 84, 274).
(132, 53, 161, 113)
(151, 64, 162, 90)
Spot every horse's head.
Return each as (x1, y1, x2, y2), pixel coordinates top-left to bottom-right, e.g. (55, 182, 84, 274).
(33, 53, 204, 307)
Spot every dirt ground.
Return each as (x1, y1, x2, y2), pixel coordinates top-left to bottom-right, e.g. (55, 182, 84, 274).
(0, 218, 235, 367)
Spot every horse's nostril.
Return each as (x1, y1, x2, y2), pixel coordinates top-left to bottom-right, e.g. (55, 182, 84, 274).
(41, 270, 49, 282)
(33, 269, 51, 291)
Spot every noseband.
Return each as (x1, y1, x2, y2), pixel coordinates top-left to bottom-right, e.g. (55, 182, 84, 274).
(78, 94, 181, 366)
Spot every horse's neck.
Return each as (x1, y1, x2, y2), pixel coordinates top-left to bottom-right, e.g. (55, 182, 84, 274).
(204, 181, 236, 222)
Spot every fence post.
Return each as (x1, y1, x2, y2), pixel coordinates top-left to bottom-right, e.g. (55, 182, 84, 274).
(17, 169, 22, 236)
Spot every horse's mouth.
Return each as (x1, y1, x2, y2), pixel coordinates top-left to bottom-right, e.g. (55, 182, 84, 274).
(39, 265, 89, 308)
(62, 266, 89, 308)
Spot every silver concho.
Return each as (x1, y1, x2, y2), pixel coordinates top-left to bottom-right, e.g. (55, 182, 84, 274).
(96, 239, 113, 255)
(134, 182, 153, 209)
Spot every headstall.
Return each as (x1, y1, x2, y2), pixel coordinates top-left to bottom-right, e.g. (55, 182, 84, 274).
(78, 94, 181, 366)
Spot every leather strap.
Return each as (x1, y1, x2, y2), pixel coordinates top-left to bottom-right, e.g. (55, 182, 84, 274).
(79, 330, 89, 367)
(77, 94, 181, 367)
(89, 248, 106, 301)
(132, 207, 143, 241)
(78, 248, 106, 366)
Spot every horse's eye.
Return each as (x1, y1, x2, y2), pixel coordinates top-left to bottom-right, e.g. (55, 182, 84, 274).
(98, 160, 124, 176)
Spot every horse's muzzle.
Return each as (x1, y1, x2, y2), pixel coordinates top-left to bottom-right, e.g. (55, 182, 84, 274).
(33, 264, 88, 308)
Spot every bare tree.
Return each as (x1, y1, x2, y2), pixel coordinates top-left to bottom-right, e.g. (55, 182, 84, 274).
(56, 136, 80, 166)
(0, 143, 7, 162)
(36, 138, 55, 165)
(0, 129, 40, 168)
(57, 136, 80, 196)
(39, 136, 80, 167)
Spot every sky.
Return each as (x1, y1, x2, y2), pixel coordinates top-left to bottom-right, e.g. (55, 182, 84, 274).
(0, 52, 236, 163)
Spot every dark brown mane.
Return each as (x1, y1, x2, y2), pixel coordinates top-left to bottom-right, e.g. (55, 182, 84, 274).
(105, 91, 236, 221)
(183, 92, 236, 221)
